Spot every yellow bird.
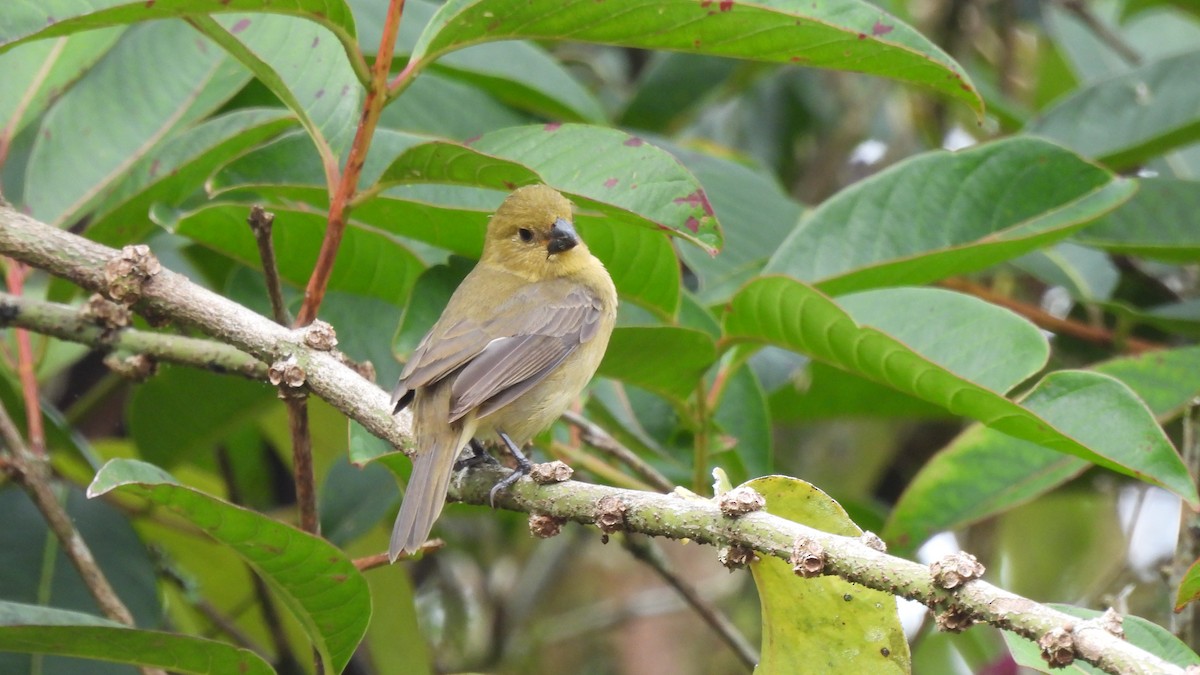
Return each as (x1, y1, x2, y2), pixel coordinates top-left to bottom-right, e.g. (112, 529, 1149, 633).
(389, 185, 618, 561)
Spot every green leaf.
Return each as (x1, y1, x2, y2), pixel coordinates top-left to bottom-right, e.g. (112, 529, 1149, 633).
(620, 53, 743, 132)
(1176, 558, 1200, 612)
(190, 12, 364, 158)
(430, 41, 606, 123)
(769, 362, 949, 422)
(0, 28, 124, 140)
(1028, 50, 1200, 170)
(172, 203, 425, 305)
(1003, 605, 1200, 673)
(87, 458, 371, 674)
(836, 287, 1049, 394)
(746, 476, 909, 674)
(723, 277, 1199, 506)
(0, 602, 273, 675)
(597, 326, 717, 403)
(409, 0, 983, 117)
(1075, 178, 1200, 261)
(86, 108, 296, 246)
(885, 345, 1200, 550)
(0, 0, 359, 56)
(378, 70, 532, 139)
(320, 459, 400, 546)
(23, 22, 249, 226)
(669, 144, 803, 304)
(128, 365, 276, 467)
(765, 137, 1136, 295)
(1012, 242, 1119, 302)
(713, 363, 772, 481)
(376, 123, 722, 253)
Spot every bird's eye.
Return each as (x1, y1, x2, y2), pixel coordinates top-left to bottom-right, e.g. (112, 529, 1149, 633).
(517, 228, 534, 242)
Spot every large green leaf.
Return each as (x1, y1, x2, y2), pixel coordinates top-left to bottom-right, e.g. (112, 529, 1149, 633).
(86, 108, 296, 246)
(171, 203, 425, 305)
(375, 124, 723, 253)
(408, 0, 983, 116)
(669, 144, 803, 304)
(190, 12, 364, 159)
(597, 326, 717, 404)
(746, 476, 909, 673)
(356, 0, 605, 123)
(0, 0, 358, 56)
(765, 137, 1136, 295)
(885, 345, 1200, 550)
(87, 459, 371, 675)
(0, 602, 273, 675)
(1074, 178, 1200, 261)
(1028, 50, 1200, 170)
(377, 70, 531, 139)
(723, 277, 1199, 506)
(23, 22, 249, 226)
(0, 28, 124, 140)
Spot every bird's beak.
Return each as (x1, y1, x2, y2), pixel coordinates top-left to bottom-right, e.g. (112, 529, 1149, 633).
(547, 217, 579, 255)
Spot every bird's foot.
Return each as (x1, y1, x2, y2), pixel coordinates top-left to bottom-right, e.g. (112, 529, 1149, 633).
(489, 431, 535, 507)
(454, 438, 498, 471)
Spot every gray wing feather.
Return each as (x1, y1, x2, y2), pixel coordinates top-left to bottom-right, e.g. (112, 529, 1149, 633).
(394, 282, 603, 420)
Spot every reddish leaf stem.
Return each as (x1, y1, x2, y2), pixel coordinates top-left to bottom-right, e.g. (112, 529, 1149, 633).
(5, 261, 45, 455)
(295, 0, 408, 327)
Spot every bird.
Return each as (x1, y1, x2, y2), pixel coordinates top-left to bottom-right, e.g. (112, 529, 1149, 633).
(388, 184, 618, 562)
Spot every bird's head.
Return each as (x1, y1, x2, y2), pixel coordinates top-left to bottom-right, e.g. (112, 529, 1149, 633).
(482, 185, 593, 280)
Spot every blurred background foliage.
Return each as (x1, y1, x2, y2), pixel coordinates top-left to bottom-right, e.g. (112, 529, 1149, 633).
(1, 0, 1199, 672)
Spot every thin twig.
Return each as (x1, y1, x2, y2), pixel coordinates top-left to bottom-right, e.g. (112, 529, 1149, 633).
(560, 410, 674, 492)
(1057, 0, 1142, 66)
(0, 403, 138, 627)
(245, 205, 320, 537)
(938, 277, 1163, 354)
(295, 0, 407, 327)
(247, 206, 290, 325)
(283, 389, 319, 535)
(622, 534, 758, 670)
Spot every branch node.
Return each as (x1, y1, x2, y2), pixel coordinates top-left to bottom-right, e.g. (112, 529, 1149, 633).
(718, 544, 759, 570)
(1090, 607, 1124, 638)
(595, 494, 628, 533)
(103, 353, 158, 381)
(934, 605, 976, 632)
(718, 486, 765, 517)
(859, 530, 887, 552)
(1038, 626, 1077, 667)
(790, 535, 826, 578)
(80, 293, 131, 330)
(103, 244, 161, 304)
(268, 355, 306, 388)
(930, 551, 985, 589)
(302, 319, 338, 351)
(530, 460, 573, 484)
(529, 512, 565, 538)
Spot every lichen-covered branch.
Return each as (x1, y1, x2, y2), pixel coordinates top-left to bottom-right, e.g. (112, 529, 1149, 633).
(0, 204, 1184, 675)
(0, 291, 265, 379)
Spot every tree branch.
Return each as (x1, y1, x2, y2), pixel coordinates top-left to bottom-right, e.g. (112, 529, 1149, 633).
(0, 204, 1186, 675)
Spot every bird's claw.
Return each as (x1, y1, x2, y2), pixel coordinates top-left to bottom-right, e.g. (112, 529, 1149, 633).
(488, 469, 525, 507)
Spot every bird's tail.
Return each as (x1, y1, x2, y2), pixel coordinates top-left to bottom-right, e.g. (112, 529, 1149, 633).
(389, 391, 472, 562)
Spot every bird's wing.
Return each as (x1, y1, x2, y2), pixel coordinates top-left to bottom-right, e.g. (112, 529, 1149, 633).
(392, 280, 605, 421)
